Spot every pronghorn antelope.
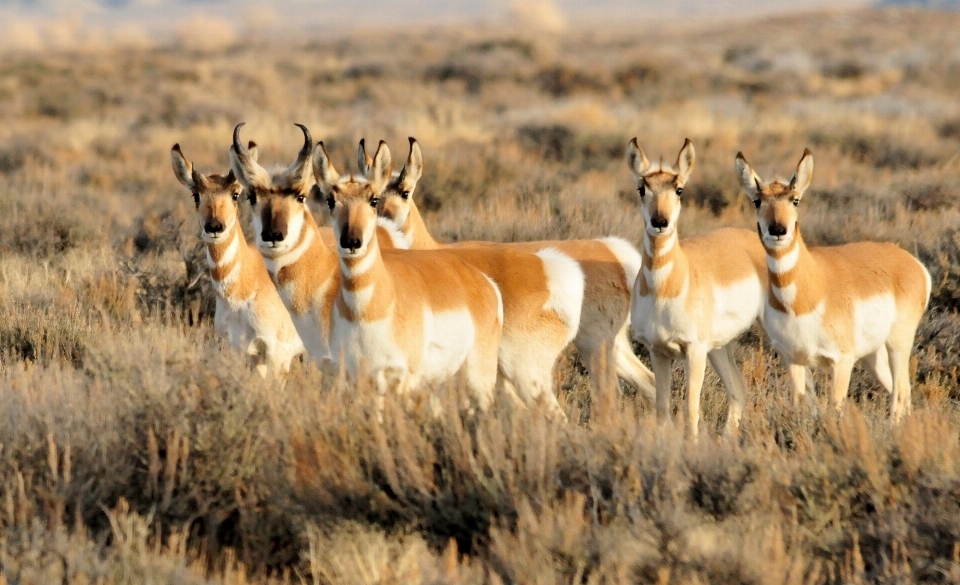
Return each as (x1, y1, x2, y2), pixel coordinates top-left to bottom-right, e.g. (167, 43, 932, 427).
(365, 137, 656, 406)
(170, 143, 304, 377)
(358, 141, 585, 418)
(626, 138, 766, 438)
(313, 139, 503, 409)
(736, 149, 931, 420)
(228, 123, 341, 366)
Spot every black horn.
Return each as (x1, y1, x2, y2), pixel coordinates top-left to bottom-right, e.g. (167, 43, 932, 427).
(233, 122, 246, 153)
(294, 123, 312, 160)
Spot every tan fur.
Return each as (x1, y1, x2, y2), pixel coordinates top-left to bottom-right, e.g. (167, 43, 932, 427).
(229, 124, 341, 367)
(627, 138, 766, 438)
(170, 144, 304, 378)
(317, 141, 502, 409)
(737, 149, 931, 420)
(372, 137, 656, 406)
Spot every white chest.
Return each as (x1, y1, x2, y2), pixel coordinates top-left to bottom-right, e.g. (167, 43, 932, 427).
(763, 299, 837, 366)
(630, 283, 695, 356)
(214, 297, 256, 350)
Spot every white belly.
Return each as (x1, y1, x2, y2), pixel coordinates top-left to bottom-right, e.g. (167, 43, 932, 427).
(711, 277, 763, 345)
(420, 308, 476, 386)
(853, 294, 897, 357)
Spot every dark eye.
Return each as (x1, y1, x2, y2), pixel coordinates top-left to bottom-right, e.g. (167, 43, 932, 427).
(192, 193, 200, 208)
(637, 184, 646, 198)
(248, 193, 257, 205)
(232, 192, 239, 202)
(401, 190, 410, 200)
(370, 197, 380, 208)
(297, 195, 306, 204)
(753, 199, 761, 209)
(326, 196, 335, 211)
(676, 187, 683, 197)
(792, 198, 800, 207)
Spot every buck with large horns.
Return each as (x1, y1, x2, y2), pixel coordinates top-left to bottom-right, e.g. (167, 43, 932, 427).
(626, 138, 766, 439)
(315, 139, 503, 410)
(736, 148, 931, 421)
(365, 137, 656, 406)
(170, 142, 304, 377)
(229, 122, 342, 366)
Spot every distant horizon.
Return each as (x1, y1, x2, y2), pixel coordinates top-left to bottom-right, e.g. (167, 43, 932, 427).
(0, 0, 905, 53)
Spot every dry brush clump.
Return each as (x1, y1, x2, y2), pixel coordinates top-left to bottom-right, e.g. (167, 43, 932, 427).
(0, 6, 960, 584)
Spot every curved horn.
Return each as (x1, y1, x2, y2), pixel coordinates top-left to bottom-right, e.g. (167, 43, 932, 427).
(284, 123, 315, 191)
(294, 123, 313, 158)
(232, 122, 246, 152)
(229, 122, 270, 189)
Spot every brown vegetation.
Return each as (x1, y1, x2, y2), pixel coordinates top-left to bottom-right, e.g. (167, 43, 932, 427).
(0, 7, 959, 583)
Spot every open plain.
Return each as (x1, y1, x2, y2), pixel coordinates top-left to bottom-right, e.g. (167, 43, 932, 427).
(1, 7, 960, 583)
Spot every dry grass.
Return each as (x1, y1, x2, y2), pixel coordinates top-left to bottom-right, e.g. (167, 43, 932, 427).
(0, 7, 959, 584)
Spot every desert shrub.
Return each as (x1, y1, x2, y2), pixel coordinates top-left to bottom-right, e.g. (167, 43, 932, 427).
(0, 298, 88, 367)
(536, 65, 609, 97)
(0, 199, 98, 258)
(424, 62, 485, 94)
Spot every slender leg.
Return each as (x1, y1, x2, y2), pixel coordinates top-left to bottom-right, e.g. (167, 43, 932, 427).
(615, 326, 657, 406)
(787, 363, 807, 406)
(649, 350, 674, 426)
(887, 342, 914, 422)
(684, 345, 709, 441)
(830, 356, 857, 412)
(863, 346, 893, 393)
(708, 343, 746, 436)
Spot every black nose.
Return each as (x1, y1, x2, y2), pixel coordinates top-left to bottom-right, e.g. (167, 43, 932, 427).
(650, 216, 669, 229)
(204, 220, 224, 234)
(262, 230, 284, 243)
(769, 224, 788, 237)
(340, 232, 362, 251)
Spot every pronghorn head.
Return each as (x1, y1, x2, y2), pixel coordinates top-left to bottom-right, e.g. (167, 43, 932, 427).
(361, 137, 423, 230)
(229, 123, 315, 257)
(626, 137, 695, 237)
(314, 139, 392, 257)
(171, 143, 256, 243)
(736, 149, 814, 249)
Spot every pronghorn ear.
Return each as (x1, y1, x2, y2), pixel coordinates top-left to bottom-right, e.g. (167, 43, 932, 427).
(247, 141, 259, 163)
(790, 148, 814, 198)
(625, 138, 651, 180)
(675, 138, 695, 185)
(170, 144, 196, 189)
(357, 138, 373, 176)
(230, 123, 270, 189)
(395, 137, 423, 194)
(735, 151, 762, 201)
(312, 141, 340, 193)
(370, 140, 392, 193)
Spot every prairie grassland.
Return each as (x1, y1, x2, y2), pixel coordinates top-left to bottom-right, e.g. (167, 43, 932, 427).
(1, 7, 960, 584)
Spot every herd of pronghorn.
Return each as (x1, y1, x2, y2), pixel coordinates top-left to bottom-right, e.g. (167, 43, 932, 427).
(169, 123, 931, 439)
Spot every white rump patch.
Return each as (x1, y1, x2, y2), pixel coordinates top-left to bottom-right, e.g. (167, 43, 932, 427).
(535, 248, 585, 342)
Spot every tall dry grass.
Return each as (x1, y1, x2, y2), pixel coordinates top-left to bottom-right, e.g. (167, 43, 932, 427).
(0, 7, 959, 583)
